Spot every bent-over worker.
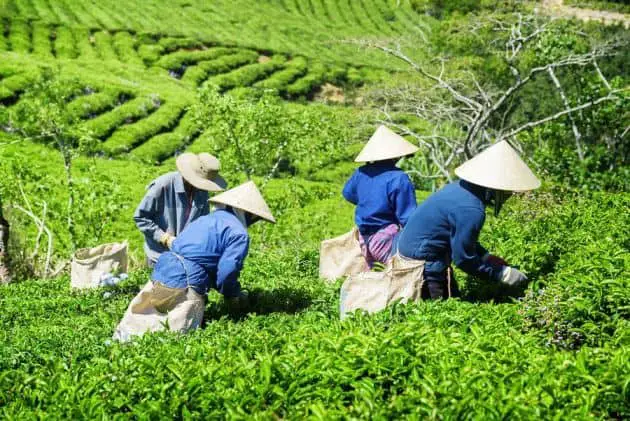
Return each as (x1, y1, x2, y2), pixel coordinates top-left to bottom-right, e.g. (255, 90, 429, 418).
(0, 196, 10, 284)
(134, 152, 226, 267)
(393, 140, 540, 299)
(113, 181, 276, 342)
(343, 125, 418, 268)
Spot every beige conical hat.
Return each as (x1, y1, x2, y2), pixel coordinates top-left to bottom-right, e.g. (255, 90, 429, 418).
(355, 125, 419, 163)
(209, 181, 276, 223)
(455, 140, 541, 191)
(176, 152, 227, 192)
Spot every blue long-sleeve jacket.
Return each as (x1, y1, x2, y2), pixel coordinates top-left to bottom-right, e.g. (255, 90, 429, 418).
(342, 162, 417, 236)
(151, 209, 249, 297)
(396, 180, 503, 282)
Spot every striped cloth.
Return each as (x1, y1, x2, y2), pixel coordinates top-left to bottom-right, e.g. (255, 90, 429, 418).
(359, 223, 400, 268)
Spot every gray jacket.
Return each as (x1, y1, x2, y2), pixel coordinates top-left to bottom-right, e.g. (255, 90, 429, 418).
(134, 172, 209, 264)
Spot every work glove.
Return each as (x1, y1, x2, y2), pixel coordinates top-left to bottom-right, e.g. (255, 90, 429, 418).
(483, 253, 509, 267)
(159, 233, 176, 250)
(500, 266, 528, 286)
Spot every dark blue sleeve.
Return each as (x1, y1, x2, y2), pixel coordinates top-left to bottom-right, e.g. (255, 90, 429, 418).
(216, 234, 250, 298)
(448, 207, 502, 282)
(392, 174, 417, 226)
(342, 171, 359, 205)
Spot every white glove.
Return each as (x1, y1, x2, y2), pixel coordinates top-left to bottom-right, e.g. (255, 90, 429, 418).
(500, 266, 528, 286)
(159, 233, 176, 249)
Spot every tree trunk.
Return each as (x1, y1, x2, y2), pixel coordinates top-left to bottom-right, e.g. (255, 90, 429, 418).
(0, 199, 10, 284)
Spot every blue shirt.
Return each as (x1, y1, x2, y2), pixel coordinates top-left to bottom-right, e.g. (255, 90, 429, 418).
(151, 209, 250, 297)
(396, 180, 503, 282)
(134, 172, 210, 263)
(342, 162, 417, 236)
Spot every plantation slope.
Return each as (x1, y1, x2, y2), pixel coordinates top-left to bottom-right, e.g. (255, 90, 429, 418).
(0, 0, 429, 66)
(1, 137, 629, 418)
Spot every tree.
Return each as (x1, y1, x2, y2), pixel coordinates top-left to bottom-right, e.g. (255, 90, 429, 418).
(357, 13, 628, 183)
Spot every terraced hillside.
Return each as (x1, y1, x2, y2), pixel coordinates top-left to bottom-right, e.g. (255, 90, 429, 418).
(0, 13, 396, 163)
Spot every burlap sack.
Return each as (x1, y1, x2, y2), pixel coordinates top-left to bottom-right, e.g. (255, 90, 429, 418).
(319, 227, 368, 282)
(71, 242, 128, 289)
(112, 281, 205, 342)
(340, 254, 425, 319)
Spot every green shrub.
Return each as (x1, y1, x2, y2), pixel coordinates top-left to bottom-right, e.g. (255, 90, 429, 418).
(285, 61, 327, 98)
(112, 31, 143, 66)
(8, 19, 30, 53)
(156, 47, 233, 71)
(180, 50, 259, 85)
(158, 36, 204, 53)
(130, 109, 202, 163)
(82, 96, 160, 139)
(31, 22, 53, 58)
(72, 27, 97, 60)
(101, 102, 186, 155)
(0, 70, 40, 103)
(66, 90, 132, 119)
(93, 31, 117, 61)
(254, 56, 308, 92)
(206, 55, 287, 92)
(54, 26, 77, 59)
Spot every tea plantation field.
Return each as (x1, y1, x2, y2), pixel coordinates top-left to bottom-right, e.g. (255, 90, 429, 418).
(1, 0, 629, 419)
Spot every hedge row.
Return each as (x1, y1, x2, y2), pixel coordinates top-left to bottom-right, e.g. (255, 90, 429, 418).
(66, 90, 132, 120)
(206, 55, 287, 92)
(181, 50, 259, 86)
(73, 27, 97, 60)
(113, 32, 144, 66)
(137, 43, 162, 65)
(158, 37, 204, 53)
(31, 23, 53, 58)
(100, 101, 186, 155)
(130, 109, 203, 163)
(8, 20, 30, 54)
(93, 31, 117, 61)
(0, 70, 40, 103)
(285, 61, 327, 97)
(55, 26, 77, 59)
(156, 47, 233, 71)
(0, 21, 7, 51)
(253, 56, 308, 91)
(82, 96, 160, 139)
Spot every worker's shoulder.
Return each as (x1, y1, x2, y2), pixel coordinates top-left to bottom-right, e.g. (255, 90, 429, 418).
(147, 172, 179, 190)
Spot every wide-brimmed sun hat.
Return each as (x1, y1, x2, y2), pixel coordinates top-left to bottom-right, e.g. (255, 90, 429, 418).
(455, 140, 541, 192)
(354, 125, 419, 163)
(176, 152, 227, 192)
(209, 181, 276, 223)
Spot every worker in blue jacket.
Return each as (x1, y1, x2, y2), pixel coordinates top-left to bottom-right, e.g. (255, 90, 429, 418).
(343, 125, 419, 267)
(394, 141, 541, 299)
(113, 181, 275, 342)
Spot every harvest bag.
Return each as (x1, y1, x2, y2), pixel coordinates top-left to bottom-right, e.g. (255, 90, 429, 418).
(340, 253, 425, 319)
(112, 281, 205, 342)
(71, 242, 128, 289)
(319, 227, 368, 281)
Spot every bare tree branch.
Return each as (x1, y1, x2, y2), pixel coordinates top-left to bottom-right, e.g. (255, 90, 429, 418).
(547, 66, 584, 161)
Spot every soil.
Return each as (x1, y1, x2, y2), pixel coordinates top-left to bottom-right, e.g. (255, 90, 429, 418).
(315, 83, 346, 104)
(540, 0, 630, 28)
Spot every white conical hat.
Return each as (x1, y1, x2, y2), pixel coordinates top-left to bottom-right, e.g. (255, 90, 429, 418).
(209, 181, 276, 223)
(455, 140, 541, 191)
(355, 125, 419, 163)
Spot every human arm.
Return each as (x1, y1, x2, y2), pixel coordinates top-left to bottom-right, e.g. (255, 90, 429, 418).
(449, 208, 504, 282)
(133, 182, 170, 245)
(216, 234, 250, 298)
(392, 174, 417, 226)
(342, 172, 359, 205)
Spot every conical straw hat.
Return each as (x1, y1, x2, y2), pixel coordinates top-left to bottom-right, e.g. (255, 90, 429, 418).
(355, 125, 419, 163)
(455, 141, 541, 191)
(176, 152, 227, 192)
(210, 181, 276, 223)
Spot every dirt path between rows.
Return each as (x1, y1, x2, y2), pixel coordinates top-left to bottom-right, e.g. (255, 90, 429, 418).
(540, 0, 630, 28)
